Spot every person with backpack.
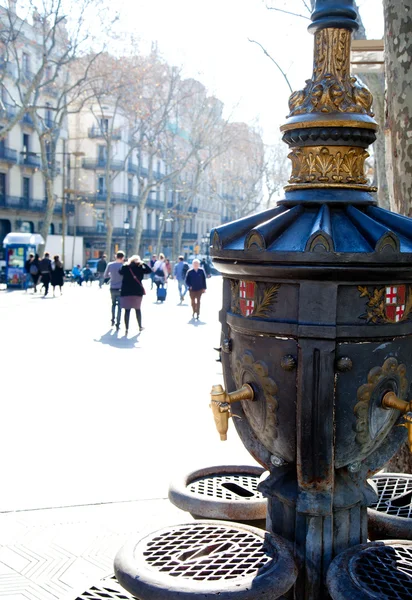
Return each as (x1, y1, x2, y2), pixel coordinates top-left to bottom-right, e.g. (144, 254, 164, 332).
(38, 252, 52, 297)
(25, 253, 40, 293)
(152, 253, 168, 301)
(174, 255, 189, 303)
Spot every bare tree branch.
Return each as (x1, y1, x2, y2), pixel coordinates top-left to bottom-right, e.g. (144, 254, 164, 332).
(248, 38, 293, 93)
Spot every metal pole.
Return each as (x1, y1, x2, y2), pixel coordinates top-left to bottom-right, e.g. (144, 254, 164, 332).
(61, 140, 66, 267)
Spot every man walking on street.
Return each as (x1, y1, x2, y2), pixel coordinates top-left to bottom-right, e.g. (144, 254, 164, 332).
(38, 252, 52, 297)
(104, 251, 125, 329)
(185, 258, 207, 320)
(97, 254, 107, 288)
(174, 255, 189, 303)
(149, 254, 157, 289)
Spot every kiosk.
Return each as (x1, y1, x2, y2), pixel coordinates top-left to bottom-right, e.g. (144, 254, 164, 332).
(3, 233, 44, 288)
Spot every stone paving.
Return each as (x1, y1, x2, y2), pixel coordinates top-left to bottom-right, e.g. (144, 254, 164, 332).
(0, 276, 257, 599)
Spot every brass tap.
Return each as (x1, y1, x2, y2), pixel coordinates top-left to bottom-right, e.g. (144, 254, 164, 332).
(381, 391, 412, 453)
(210, 384, 254, 441)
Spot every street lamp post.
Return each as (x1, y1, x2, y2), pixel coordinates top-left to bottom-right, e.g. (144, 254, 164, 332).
(124, 218, 130, 257)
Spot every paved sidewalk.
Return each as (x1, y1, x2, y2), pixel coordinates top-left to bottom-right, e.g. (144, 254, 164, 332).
(0, 499, 193, 600)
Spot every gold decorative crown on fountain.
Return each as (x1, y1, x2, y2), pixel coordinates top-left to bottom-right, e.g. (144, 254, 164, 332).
(281, 21, 378, 192)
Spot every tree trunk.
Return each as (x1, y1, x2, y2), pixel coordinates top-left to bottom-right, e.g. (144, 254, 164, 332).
(174, 218, 184, 258)
(361, 73, 390, 209)
(38, 174, 55, 255)
(382, 0, 412, 474)
(383, 0, 412, 216)
(156, 220, 165, 254)
(105, 148, 113, 257)
(132, 201, 144, 255)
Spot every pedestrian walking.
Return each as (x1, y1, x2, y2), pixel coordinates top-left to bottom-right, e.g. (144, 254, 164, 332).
(97, 254, 107, 288)
(51, 255, 64, 296)
(152, 253, 168, 290)
(24, 253, 35, 292)
(165, 258, 172, 279)
(119, 255, 152, 334)
(174, 255, 189, 303)
(27, 253, 40, 293)
(104, 251, 125, 330)
(185, 258, 207, 320)
(38, 252, 52, 297)
(149, 254, 157, 289)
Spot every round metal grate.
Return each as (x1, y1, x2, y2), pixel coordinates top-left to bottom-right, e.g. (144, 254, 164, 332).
(168, 465, 267, 521)
(327, 541, 412, 600)
(350, 544, 412, 600)
(114, 520, 297, 600)
(75, 575, 133, 600)
(188, 473, 264, 502)
(367, 473, 412, 541)
(369, 474, 412, 518)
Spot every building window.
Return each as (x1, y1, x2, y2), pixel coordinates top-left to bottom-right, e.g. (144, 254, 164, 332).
(100, 118, 109, 133)
(22, 52, 30, 75)
(22, 133, 30, 157)
(48, 223, 55, 234)
(22, 177, 30, 200)
(97, 176, 105, 196)
(128, 178, 133, 197)
(0, 172, 6, 198)
(98, 145, 107, 163)
(20, 221, 33, 233)
(45, 104, 53, 128)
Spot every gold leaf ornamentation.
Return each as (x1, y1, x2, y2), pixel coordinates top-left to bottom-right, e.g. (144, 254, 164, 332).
(287, 146, 369, 186)
(288, 29, 374, 117)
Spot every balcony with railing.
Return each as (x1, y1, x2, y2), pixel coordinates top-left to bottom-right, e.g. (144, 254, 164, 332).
(88, 126, 122, 140)
(0, 102, 17, 121)
(88, 192, 139, 205)
(67, 225, 126, 238)
(167, 202, 198, 214)
(44, 85, 59, 98)
(20, 153, 41, 169)
(21, 113, 34, 127)
(146, 197, 165, 210)
(21, 69, 35, 83)
(182, 232, 198, 241)
(127, 161, 139, 174)
(0, 146, 18, 164)
(0, 60, 16, 78)
(82, 158, 124, 171)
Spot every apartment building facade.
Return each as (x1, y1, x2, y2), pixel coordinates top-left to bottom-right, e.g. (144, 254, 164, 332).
(0, 4, 66, 260)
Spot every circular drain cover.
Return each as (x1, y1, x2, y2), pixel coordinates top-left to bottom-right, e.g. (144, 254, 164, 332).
(114, 520, 297, 600)
(327, 541, 412, 600)
(368, 473, 412, 540)
(168, 465, 267, 521)
(75, 575, 133, 599)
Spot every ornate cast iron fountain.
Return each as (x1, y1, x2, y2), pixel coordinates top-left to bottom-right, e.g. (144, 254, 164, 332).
(210, 1, 412, 598)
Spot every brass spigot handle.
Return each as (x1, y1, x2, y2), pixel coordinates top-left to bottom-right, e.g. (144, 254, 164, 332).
(227, 383, 254, 404)
(210, 383, 255, 441)
(381, 391, 411, 413)
(382, 391, 412, 453)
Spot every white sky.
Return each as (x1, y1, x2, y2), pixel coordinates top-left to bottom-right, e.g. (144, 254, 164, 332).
(118, 0, 384, 144)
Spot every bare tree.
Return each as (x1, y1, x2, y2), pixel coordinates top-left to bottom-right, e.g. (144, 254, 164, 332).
(264, 140, 289, 208)
(0, 0, 118, 253)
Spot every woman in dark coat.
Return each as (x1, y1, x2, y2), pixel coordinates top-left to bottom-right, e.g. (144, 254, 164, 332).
(119, 255, 152, 334)
(30, 253, 41, 293)
(51, 255, 64, 296)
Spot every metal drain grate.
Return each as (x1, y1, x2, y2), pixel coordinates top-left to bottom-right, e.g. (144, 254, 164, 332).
(350, 544, 412, 600)
(142, 522, 272, 580)
(188, 473, 264, 501)
(369, 474, 412, 518)
(75, 576, 133, 600)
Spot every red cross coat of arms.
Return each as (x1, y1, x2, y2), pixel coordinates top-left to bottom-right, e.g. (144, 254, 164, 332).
(385, 286, 406, 322)
(239, 280, 255, 317)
